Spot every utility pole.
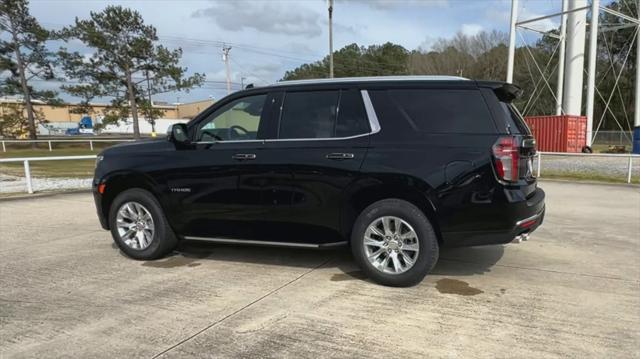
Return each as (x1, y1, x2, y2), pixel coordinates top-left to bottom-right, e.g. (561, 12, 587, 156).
(585, 0, 600, 147)
(222, 45, 232, 95)
(555, 0, 568, 115)
(506, 0, 518, 83)
(241, 76, 246, 89)
(328, 0, 334, 78)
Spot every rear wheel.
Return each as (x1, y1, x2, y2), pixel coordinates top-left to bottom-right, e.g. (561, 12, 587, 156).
(351, 199, 439, 287)
(109, 188, 177, 260)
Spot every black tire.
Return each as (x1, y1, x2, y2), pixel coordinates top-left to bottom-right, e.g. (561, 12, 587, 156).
(108, 188, 178, 260)
(350, 199, 439, 287)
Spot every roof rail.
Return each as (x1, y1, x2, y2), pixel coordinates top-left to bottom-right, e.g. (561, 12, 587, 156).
(272, 75, 470, 87)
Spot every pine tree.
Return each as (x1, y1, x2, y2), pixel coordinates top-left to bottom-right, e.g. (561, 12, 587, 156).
(0, 0, 59, 139)
(58, 6, 204, 139)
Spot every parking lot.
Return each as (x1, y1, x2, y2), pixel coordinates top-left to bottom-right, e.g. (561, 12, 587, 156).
(1, 181, 639, 358)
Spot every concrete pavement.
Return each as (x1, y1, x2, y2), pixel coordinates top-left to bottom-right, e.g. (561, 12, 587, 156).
(1, 181, 639, 358)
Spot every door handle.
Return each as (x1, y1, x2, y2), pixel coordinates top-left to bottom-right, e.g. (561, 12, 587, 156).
(326, 153, 355, 160)
(232, 153, 256, 160)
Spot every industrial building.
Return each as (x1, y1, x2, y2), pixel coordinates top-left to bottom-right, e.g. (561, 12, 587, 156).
(0, 97, 214, 136)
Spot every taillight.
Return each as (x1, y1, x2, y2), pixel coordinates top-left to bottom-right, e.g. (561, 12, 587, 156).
(492, 136, 520, 182)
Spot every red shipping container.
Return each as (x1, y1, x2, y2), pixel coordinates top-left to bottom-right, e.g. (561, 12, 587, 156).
(524, 115, 587, 153)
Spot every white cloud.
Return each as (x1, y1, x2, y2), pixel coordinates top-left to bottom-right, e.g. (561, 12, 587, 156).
(461, 24, 483, 36)
(193, 1, 323, 38)
(343, 0, 449, 10)
(485, 7, 558, 33)
(519, 9, 558, 32)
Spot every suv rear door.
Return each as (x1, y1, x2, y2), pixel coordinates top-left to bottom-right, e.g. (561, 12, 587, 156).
(265, 88, 372, 244)
(366, 86, 503, 237)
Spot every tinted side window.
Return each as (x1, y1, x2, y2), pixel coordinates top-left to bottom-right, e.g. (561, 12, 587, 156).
(279, 91, 339, 139)
(196, 94, 267, 141)
(387, 89, 496, 134)
(368, 90, 415, 139)
(499, 102, 531, 135)
(336, 90, 370, 137)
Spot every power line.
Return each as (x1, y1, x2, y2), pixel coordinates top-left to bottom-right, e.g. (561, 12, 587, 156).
(163, 36, 408, 74)
(158, 34, 411, 74)
(40, 21, 409, 80)
(228, 57, 270, 85)
(160, 35, 322, 58)
(3, 78, 242, 86)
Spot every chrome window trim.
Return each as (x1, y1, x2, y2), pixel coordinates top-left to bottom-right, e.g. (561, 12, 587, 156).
(360, 90, 381, 134)
(193, 90, 382, 144)
(193, 139, 264, 145)
(264, 132, 371, 142)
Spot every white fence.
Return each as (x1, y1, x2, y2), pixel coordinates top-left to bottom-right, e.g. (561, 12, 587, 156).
(0, 152, 638, 195)
(536, 152, 639, 184)
(1, 139, 134, 152)
(0, 155, 97, 194)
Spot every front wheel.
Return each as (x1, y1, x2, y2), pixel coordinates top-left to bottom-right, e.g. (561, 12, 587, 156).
(351, 199, 439, 287)
(108, 188, 178, 260)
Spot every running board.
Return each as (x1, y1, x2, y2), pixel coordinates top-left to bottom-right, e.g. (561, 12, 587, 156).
(183, 236, 348, 249)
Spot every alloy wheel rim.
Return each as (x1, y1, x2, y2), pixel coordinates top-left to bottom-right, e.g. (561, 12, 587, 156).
(116, 201, 155, 250)
(363, 216, 419, 275)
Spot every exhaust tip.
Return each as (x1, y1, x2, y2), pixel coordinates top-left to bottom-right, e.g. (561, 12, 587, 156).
(512, 233, 530, 243)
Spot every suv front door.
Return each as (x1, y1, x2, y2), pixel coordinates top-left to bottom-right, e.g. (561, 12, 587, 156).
(168, 92, 285, 238)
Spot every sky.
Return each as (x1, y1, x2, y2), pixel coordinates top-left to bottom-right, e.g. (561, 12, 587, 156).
(27, 0, 564, 104)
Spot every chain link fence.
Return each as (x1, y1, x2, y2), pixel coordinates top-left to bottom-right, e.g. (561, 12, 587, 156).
(592, 131, 634, 146)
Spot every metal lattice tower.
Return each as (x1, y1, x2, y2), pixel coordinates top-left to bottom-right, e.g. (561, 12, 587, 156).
(506, 0, 640, 151)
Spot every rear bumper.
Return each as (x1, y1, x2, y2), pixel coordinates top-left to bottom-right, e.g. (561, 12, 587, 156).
(442, 187, 545, 247)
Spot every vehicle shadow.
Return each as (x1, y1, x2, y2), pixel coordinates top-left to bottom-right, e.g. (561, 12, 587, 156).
(142, 240, 505, 280)
(434, 245, 505, 275)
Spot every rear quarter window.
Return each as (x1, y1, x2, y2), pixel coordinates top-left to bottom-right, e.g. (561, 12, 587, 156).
(499, 102, 531, 135)
(378, 89, 496, 134)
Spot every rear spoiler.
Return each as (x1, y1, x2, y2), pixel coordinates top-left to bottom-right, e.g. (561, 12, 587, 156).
(476, 81, 523, 102)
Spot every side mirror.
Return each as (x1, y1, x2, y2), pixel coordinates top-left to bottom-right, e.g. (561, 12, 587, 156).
(167, 123, 190, 145)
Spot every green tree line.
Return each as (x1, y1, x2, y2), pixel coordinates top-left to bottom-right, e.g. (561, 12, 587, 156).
(284, 1, 637, 132)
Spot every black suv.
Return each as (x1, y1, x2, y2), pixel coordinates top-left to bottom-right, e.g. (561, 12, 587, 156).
(93, 76, 545, 287)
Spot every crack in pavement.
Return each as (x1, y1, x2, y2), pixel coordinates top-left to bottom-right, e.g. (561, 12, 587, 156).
(151, 256, 334, 358)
